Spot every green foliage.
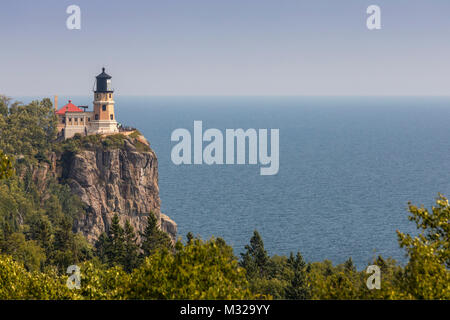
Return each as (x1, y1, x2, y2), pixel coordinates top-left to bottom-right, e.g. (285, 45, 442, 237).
(123, 220, 140, 272)
(57, 133, 128, 154)
(128, 130, 142, 139)
(0, 95, 11, 116)
(94, 214, 141, 271)
(240, 231, 308, 299)
(0, 151, 14, 180)
(124, 237, 254, 299)
(285, 252, 310, 299)
(1, 233, 45, 272)
(396, 194, 450, 299)
(134, 139, 151, 152)
(306, 260, 365, 299)
(186, 231, 194, 244)
(0, 178, 35, 233)
(78, 261, 129, 299)
(102, 134, 126, 149)
(107, 214, 126, 265)
(0, 96, 93, 273)
(141, 211, 173, 256)
(0, 95, 56, 162)
(240, 230, 270, 279)
(0, 254, 74, 299)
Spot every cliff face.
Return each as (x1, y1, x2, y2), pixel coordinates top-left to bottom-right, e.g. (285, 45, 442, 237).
(59, 135, 177, 243)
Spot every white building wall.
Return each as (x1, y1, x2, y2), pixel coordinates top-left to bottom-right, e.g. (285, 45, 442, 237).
(61, 111, 118, 140)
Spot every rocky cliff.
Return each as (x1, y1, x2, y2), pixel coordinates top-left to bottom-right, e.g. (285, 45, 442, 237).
(57, 133, 177, 243)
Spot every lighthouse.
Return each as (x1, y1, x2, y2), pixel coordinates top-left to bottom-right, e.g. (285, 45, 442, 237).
(90, 67, 119, 134)
(55, 67, 120, 139)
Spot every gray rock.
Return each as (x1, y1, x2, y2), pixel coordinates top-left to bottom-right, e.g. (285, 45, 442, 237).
(60, 135, 177, 243)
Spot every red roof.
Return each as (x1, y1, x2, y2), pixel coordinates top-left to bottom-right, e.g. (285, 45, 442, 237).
(55, 100, 83, 115)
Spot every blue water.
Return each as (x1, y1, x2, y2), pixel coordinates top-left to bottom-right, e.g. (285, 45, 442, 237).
(16, 96, 450, 268)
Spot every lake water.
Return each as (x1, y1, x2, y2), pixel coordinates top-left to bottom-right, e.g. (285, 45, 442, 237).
(18, 96, 450, 268)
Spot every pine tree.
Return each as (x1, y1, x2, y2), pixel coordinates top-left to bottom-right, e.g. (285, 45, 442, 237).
(240, 230, 270, 279)
(29, 216, 53, 259)
(285, 251, 310, 299)
(344, 257, 356, 273)
(141, 211, 172, 256)
(122, 220, 140, 272)
(0, 150, 13, 180)
(95, 232, 109, 264)
(50, 217, 74, 270)
(186, 232, 194, 244)
(106, 214, 125, 266)
(0, 221, 12, 252)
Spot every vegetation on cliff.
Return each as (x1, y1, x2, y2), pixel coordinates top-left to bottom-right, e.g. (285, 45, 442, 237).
(0, 95, 92, 272)
(55, 131, 150, 154)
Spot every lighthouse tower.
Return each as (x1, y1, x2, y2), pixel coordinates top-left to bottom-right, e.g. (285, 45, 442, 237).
(90, 68, 118, 134)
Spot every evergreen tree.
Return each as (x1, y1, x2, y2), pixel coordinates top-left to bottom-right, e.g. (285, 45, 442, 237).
(106, 214, 125, 266)
(344, 257, 356, 273)
(141, 211, 172, 256)
(0, 95, 11, 116)
(95, 232, 109, 264)
(29, 215, 53, 259)
(285, 252, 310, 299)
(50, 217, 74, 270)
(186, 232, 194, 244)
(123, 220, 140, 272)
(240, 230, 270, 279)
(0, 150, 13, 180)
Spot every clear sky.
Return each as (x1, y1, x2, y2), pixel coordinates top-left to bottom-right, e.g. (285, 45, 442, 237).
(1, 0, 450, 96)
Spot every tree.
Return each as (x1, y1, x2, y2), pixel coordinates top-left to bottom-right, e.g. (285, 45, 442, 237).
(122, 220, 140, 272)
(396, 194, 450, 299)
(344, 257, 356, 273)
(106, 214, 125, 267)
(94, 217, 139, 271)
(2, 232, 46, 272)
(186, 231, 194, 244)
(285, 252, 309, 299)
(125, 238, 254, 299)
(306, 260, 360, 300)
(78, 261, 129, 300)
(28, 215, 53, 259)
(0, 98, 56, 160)
(0, 254, 75, 300)
(140, 211, 172, 256)
(95, 232, 110, 264)
(0, 95, 11, 116)
(0, 150, 13, 180)
(240, 230, 270, 279)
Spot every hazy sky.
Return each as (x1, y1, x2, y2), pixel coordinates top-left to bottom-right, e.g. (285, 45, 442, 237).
(1, 0, 450, 96)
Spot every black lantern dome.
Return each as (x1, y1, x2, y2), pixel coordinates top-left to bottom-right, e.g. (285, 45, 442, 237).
(94, 67, 113, 93)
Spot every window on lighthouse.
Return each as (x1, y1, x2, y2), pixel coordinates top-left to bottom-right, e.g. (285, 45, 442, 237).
(102, 105, 106, 111)
(110, 114, 114, 120)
